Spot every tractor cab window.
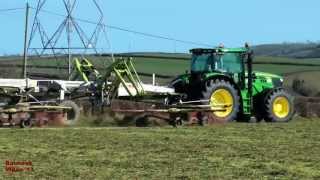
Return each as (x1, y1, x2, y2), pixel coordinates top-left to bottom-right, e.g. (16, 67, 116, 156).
(191, 54, 214, 72)
(217, 53, 242, 73)
(191, 52, 242, 73)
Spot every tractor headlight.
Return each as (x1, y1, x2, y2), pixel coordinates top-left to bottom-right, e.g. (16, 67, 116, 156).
(266, 77, 273, 84)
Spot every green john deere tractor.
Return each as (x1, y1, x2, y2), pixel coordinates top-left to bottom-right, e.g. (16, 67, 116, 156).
(169, 45, 295, 123)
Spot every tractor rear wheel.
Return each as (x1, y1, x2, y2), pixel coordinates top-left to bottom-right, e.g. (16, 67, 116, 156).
(264, 89, 294, 122)
(202, 79, 240, 123)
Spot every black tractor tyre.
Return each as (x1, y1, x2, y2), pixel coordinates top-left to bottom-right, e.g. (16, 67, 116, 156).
(20, 118, 33, 128)
(202, 79, 240, 123)
(264, 89, 295, 123)
(60, 100, 81, 125)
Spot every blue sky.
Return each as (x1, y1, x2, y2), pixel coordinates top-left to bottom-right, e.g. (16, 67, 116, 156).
(0, 0, 319, 54)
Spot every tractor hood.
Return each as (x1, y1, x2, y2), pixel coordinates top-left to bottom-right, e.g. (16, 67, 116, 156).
(254, 71, 282, 79)
(253, 71, 283, 87)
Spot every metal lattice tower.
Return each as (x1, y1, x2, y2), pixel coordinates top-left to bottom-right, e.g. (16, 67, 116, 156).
(28, 0, 107, 78)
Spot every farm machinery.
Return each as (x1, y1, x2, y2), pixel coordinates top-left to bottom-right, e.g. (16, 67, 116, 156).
(0, 43, 295, 127)
(168, 44, 295, 123)
(71, 44, 295, 124)
(0, 85, 72, 128)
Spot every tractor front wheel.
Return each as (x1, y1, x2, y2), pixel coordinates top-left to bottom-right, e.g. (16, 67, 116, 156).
(202, 79, 240, 123)
(264, 89, 294, 122)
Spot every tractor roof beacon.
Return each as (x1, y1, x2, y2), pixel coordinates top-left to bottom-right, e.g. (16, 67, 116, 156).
(170, 45, 295, 123)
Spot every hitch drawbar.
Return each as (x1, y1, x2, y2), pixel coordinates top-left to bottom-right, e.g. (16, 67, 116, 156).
(112, 105, 230, 113)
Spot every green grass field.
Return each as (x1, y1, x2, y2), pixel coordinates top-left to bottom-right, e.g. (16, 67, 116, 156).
(0, 118, 319, 179)
(0, 54, 319, 179)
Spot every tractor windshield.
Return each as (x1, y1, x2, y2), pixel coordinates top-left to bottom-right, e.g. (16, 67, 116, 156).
(191, 52, 242, 73)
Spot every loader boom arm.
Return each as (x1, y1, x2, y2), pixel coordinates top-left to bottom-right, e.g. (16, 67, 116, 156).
(72, 57, 145, 103)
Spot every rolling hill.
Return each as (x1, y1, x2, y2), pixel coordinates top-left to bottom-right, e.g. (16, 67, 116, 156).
(253, 42, 320, 58)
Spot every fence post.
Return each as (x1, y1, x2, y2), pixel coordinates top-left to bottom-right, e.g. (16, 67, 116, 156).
(152, 73, 156, 86)
(23, 3, 30, 79)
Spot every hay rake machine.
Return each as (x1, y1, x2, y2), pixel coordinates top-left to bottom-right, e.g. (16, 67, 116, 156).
(0, 86, 71, 128)
(0, 56, 225, 128)
(71, 57, 229, 126)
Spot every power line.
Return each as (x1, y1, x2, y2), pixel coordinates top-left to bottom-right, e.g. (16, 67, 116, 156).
(105, 25, 212, 47)
(29, 6, 213, 48)
(0, 7, 25, 13)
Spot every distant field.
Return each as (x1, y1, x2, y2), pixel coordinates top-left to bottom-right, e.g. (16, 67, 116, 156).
(285, 71, 320, 96)
(285, 71, 320, 89)
(0, 118, 319, 179)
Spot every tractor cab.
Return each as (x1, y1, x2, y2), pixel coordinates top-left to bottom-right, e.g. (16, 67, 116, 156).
(190, 48, 247, 75)
(189, 48, 249, 91)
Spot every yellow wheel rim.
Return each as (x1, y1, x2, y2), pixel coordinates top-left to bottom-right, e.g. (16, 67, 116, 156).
(272, 97, 290, 118)
(210, 89, 233, 118)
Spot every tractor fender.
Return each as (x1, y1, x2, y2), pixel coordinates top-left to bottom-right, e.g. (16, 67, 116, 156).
(263, 87, 284, 101)
(168, 75, 189, 93)
(204, 75, 242, 97)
